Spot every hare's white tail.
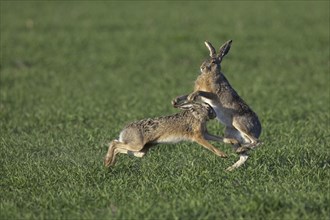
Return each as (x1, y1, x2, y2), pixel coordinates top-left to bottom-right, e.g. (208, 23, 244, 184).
(226, 153, 248, 171)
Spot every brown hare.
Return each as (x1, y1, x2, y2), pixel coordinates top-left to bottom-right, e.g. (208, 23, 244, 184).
(172, 40, 262, 171)
(104, 100, 227, 167)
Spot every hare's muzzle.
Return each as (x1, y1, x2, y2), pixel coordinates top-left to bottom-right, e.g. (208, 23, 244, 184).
(171, 99, 178, 107)
(172, 95, 189, 108)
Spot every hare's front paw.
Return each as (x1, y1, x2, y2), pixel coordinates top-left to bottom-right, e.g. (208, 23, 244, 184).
(213, 148, 227, 158)
(218, 152, 228, 158)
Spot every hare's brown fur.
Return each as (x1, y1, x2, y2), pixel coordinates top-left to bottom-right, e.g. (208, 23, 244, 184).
(104, 102, 226, 167)
(173, 40, 262, 171)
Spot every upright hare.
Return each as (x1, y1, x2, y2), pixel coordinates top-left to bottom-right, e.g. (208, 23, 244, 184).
(104, 100, 227, 167)
(172, 40, 262, 171)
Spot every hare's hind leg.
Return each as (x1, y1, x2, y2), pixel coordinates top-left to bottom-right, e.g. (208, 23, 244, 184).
(232, 120, 261, 149)
(223, 126, 245, 152)
(194, 134, 227, 158)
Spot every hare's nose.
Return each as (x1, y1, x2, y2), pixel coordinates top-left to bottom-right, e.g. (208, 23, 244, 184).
(171, 99, 178, 107)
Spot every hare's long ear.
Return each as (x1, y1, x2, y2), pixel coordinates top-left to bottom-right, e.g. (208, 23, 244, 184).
(218, 40, 232, 62)
(204, 41, 216, 58)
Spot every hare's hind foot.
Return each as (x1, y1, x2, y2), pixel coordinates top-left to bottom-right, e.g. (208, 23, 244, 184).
(226, 153, 249, 171)
(127, 151, 146, 158)
(104, 140, 117, 167)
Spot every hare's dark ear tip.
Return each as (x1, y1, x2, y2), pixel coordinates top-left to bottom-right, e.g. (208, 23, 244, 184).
(227, 39, 233, 45)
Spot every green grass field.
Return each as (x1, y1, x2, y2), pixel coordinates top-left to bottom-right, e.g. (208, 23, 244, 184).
(1, 1, 329, 219)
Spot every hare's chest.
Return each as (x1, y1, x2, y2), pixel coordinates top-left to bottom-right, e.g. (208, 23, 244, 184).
(200, 98, 231, 126)
(212, 106, 231, 126)
(194, 78, 213, 92)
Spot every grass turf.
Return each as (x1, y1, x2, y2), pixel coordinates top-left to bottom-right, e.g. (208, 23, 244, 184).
(1, 1, 329, 219)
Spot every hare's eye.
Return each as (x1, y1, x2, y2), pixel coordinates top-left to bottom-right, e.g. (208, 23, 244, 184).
(211, 58, 219, 64)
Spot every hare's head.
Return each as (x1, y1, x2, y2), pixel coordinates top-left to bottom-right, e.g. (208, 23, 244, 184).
(200, 40, 232, 74)
(176, 100, 216, 120)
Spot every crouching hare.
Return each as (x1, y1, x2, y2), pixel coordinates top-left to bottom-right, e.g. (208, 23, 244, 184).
(104, 100, 227, 167)
(172, 40, 262, 171)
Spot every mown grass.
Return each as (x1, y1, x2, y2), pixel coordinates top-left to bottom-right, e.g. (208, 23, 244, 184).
(1, 1, 329, 219)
